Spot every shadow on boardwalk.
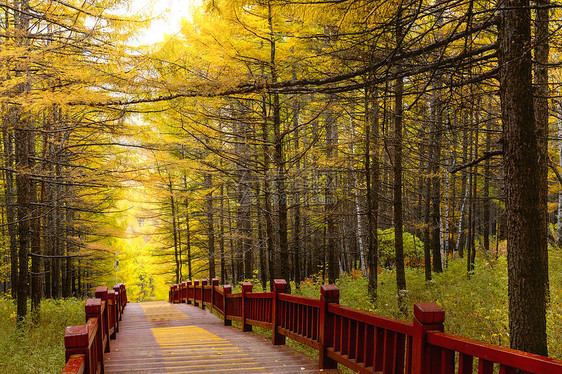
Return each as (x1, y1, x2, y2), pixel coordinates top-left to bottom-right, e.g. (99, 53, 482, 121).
(104, 301, 342, 373)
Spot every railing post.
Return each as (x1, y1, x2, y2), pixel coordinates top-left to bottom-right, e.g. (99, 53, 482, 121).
(186, 280, 192, 304)
(108, 289, 117, 339)
(241, 282, 253, 332)
(177, 282, 183, 303)
(172, 284, 178, 303)
(64, 325, 91, 374)
(271, 279, 287, 345)
(180, 281, 186, 303)
(201, 279, 208, 310)
(223, 285, 232, 326)
(412, 302, 445, 374)
(193, 280, 199, 307)
(120, 283, 127, 309)
(94, 286, 110, 353)
(85, 299, 104, 373)
(211, 278, 219, 312)
(113, 284, 121, 324)
(318, 284, 339, 369)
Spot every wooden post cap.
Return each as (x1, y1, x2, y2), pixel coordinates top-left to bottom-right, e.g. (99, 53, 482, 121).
(201, 279, 208, 285)
(242, 282, 253, 292)
(172, 284, 178, 290)
(61, 355, 85, 374)
(273, 279, 287, 291)
(108, 290, 116, 300)
(95, 286, 108, 299)
(321, 284, 340, 301)
(64, 325, 88, 347)
(212, 278, 219, 286)
(223, 285, 232, 293)
(414, 302, 445, 324)
(85, 298, 102, 314)
(193, 279, 199, 285)
(180, 281, 186, 286)
(186, 280, 192, 285)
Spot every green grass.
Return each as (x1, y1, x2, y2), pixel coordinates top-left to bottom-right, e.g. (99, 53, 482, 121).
(0, 298, 84, 374)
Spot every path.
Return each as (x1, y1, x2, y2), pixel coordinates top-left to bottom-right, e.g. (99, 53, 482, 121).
(104, 301, 341, 373)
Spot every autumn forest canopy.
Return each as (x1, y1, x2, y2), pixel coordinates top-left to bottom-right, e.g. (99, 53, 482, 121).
(1, 0, 561, 358)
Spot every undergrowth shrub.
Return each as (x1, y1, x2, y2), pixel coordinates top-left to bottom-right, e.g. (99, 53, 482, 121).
(0, 298, 84, 374)
(298, 249, 562, 359)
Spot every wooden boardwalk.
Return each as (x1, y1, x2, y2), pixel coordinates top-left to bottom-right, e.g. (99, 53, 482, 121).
(104, 301, 341, 373)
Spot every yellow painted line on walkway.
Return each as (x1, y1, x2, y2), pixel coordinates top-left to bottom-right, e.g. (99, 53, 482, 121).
(151, 325, 267, 373)
(141, 302, 189, 322)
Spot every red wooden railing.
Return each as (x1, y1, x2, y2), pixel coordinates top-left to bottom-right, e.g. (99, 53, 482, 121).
(61, 283, 127, 374)
(169, 279, 562, 374)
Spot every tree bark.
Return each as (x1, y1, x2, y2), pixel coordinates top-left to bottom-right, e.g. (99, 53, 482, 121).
(268, 2, 290, 285)
(558, 108, 562, 246)
(325, 107, 339, 284)
(499, 0, 548, 355)
(533, 0, 550, 299)
(169, 176, 180, 284)
(15, 126, 31, 321)
(430, 89, 443, 273)
(365, 84, 380, 301)
(2, 125, 18, 299)
(394, 7, 407, 314)
(205, 173, 216, 280)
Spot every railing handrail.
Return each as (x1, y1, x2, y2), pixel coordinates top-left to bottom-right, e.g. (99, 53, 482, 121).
(169, 279, 562, 374)
(61, 283, 127, 374)
(427, 331, 562, 372)
(328, 303, 413, 335)
(279, 293, 321, 307)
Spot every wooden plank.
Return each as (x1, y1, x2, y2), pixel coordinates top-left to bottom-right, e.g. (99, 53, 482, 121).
(104, 302, 340, 374)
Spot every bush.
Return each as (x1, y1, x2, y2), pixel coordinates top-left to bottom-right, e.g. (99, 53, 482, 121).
(296, 249, 562, 359)
(378, 228, 423, 268)
(0, 298, 84, 374)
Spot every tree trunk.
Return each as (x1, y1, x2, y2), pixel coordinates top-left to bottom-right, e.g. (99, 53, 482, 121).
(261, 93, 275, 290)
(268, 2, 290, 286)
(365, 85, 380, 301)
(430, 90, 443, 273)
(483, 112, 492, 253)
(15, 126, 31, 321)
(184, 174, 193, 280)
(205, 173, 216, 280)
(534, 0, 550, 299)
(325, 107, 339, 284)
(499, 0, 548, 355)
(394, 8, 407, 314)
(292, 96, 302, 286)
(2, 126, 18, 299)
(219, 182, 225, 282)
(558, 108, 562, 246)
(169, 176, 180, 284)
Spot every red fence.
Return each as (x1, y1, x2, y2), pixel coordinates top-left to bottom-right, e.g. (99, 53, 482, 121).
(169, 279, 562, 374)
(61, 283, 127, 374)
